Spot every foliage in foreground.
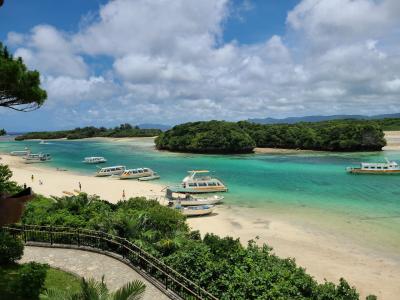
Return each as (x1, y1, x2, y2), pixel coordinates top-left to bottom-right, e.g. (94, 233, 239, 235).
(15, 123, 162, 140)
(44, 277, 146, 300)
(0, 42, 47, 111)
(0, 231, 24, 264)
(0, 128, 5, 136)
(21, 193, 373, 299)
(0, 262, 49, 300)
(155, 119, 386, 153)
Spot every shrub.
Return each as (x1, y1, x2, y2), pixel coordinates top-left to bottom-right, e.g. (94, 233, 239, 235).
(18, 262, 49, 300)
(0, 262, 48, 300)
(0, 230, 24, 265)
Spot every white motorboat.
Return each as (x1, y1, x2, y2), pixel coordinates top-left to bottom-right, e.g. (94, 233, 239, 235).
(10, 150, 30, 156)
(23, 153, 52, 163)
(347, 158, 400, 174)
(173, 204, 214, 216)
(168, 170, 227, 193)
(96, 166, 126, 177)
(83, 157, 107, 164)
(39, 140, 51, 145)
(119, 168, 154, 180)
(138, 172, 160, 181)
(181, 205, 214, 216)
(165, 188, 223, 206)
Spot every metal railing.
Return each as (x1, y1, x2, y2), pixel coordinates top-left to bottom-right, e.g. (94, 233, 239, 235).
(2, 224, 218, 300)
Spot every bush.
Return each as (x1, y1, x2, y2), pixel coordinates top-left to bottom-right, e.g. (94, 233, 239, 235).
(0, 262, 48, 300)
(0, 231, 24, 265)
(18, 262, 49, 300)
(0, 164, 20, 194)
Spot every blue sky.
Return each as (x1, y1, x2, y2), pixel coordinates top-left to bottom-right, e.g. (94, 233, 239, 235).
(1, 0, 399, 131)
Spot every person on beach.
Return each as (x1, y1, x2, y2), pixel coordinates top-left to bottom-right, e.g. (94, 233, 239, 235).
(31, 174, 34, 182)
(79, 182, 82, 191)
(39, 179, 43, 185)
(122, 189, 126, 200)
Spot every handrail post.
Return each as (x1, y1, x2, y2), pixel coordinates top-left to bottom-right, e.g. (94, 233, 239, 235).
(77, 229, 80, 247)
(50, 226, 53, 245)
(23, 224, 27, 243)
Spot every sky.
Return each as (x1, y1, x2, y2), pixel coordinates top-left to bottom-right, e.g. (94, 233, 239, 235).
(1, 0, 400, 131)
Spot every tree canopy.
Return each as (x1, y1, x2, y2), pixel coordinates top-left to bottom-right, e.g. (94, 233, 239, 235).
(0, 129, 5, 136)
(0, 42, 47, 111)
(155, 121, 256, 153)
(155, 119, 386, 153)
(15, 124, 162, 140)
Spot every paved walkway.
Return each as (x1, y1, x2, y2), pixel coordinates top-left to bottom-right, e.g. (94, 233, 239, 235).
(20, 246, 170, 300)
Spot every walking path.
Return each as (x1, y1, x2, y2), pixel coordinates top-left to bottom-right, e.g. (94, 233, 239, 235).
(20, 246, 170, 300)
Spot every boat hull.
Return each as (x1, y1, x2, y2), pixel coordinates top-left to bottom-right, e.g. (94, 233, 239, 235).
(347, 168, 400, 175)
(181, 207, 214, 216)
(168, 186, 227, 194)
(169, 195, 223, 206)
(138, 175, 160, 181)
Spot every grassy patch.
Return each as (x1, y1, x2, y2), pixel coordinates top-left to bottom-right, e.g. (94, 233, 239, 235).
(41, 267, 81, 298)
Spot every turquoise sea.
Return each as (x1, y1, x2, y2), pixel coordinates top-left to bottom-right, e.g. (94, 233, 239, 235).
(1, 137, 400, 255)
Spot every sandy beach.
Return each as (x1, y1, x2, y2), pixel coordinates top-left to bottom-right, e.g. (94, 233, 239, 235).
(1, 136, 400, 299)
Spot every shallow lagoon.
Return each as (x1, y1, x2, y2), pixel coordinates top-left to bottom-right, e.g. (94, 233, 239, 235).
(1, 137, 400, 255)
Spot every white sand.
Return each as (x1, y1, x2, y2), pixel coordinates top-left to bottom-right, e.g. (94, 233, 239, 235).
(1, 155, 164, 202)
(1, 138, 400, 299)
(383, 131, 400, 150)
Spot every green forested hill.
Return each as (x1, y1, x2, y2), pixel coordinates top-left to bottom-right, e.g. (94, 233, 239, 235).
(155, 120, 386, 153)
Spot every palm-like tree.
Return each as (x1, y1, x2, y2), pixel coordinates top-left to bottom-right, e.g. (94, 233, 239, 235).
(44, 277, 146, 300)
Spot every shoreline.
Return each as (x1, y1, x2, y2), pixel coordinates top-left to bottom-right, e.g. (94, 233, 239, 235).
(1, 154, 399, 299)
(10, 130, 399, 154)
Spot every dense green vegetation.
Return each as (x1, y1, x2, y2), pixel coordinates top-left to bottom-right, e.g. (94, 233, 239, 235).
(155, 121, 256, 153)
(0, 128, 5, 135)
(239, 120, 386, 151)
(155, 120, 386, 153)
(15, 123, 162, 140)
(0, 230, 24, 264)
(21, 194, 371, 299)
(0, 42, 47, 111)
(0, 262, 49, 300)
(0, 228, 49, 300)
(374, 118, 400, 131)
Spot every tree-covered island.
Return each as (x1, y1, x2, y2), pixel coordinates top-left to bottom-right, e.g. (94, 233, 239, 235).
(155, 120, 386, 153)
(15, 123, 162, 140)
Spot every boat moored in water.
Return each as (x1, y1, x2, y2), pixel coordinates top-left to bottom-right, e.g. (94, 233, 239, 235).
(83, 156, 107, 164)
(23, 153, 52, 163)
(119, 168, 155, 180)
(347, 158, 400, 174)
(96, 166, 126, 177)
(169, 170, 227, 193)
(165, 188, 223, 206)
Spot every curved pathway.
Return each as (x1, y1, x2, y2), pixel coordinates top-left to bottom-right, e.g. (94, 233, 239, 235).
(20, 246, 170, 300)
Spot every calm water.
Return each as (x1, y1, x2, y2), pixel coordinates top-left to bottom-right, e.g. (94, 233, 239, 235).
(1, 137, 400, 253)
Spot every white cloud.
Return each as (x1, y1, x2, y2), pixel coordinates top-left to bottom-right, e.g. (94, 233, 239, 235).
(6, 0, 400, 126)
(42, 76, 117, 106)
(14, 25, 88, 78)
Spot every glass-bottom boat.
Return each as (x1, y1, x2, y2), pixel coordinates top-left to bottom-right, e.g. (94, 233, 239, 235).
(347, 159, 400, 174)
(168, 170, 228, 194)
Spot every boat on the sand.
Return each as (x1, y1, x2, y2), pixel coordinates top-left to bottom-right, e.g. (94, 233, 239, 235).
(165, 188, 223, 206)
